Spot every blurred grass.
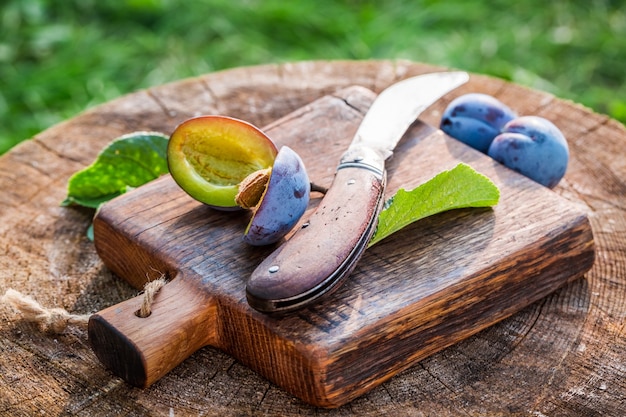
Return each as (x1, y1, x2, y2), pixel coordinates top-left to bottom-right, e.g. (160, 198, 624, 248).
(1, 0, 625, 154)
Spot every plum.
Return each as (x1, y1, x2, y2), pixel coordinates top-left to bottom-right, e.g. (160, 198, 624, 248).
(488, 116, 569, 188)
(167, 115, 312, 245)
(241, 146, 310, 246)
(167, 115, 278, 209)
(440, 93, 517, 152)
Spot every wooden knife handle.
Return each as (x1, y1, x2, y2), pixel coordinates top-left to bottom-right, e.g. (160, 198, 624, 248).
(88, 277, 218, 387)
(246, 146, 386, 313)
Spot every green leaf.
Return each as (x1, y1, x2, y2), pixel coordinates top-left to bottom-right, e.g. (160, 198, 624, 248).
(369, 163, 500, 246)
(62, 131, 169, 208)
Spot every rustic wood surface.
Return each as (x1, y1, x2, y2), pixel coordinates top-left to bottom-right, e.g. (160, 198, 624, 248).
(90, 85, 594, 408)
(1, 60, 625, 416)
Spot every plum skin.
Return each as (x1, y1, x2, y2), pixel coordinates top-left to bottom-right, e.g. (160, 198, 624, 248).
(243, 146, 311, 246)
(488, 116, 569, 188)
(440, 93, 516, 153)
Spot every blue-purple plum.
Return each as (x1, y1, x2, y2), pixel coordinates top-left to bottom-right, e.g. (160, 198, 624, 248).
(440, 93, 517, 152)
(243, 146, 310, 246)
(487, 116, 569, 188)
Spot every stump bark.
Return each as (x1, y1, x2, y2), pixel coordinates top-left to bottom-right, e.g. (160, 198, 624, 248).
(1, 60, 625, 416)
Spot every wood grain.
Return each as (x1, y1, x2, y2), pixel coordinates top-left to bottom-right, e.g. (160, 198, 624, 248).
(1, 60, 624, 416)
(90, 86, 594, 407)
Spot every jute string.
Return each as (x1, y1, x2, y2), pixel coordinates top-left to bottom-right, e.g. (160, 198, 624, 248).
(1, 277, 167, 334)
(136, 278, 167, 318)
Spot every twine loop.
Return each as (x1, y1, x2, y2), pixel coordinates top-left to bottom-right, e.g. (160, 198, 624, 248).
(0, 289, 90, 333)
(2, 276, 168, 334)
(136, 277, 167, 318)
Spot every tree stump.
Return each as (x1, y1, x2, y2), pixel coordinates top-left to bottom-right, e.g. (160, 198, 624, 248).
(1, 60, 624, 416)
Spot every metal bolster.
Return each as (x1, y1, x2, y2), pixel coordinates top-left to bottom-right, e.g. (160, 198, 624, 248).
(337, 146, 386, 179)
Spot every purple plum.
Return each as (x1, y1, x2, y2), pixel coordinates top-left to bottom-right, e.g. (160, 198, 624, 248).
(243, 146, 310, 246)
(488, 116, 569, 188)
(440, 93, 517, 152)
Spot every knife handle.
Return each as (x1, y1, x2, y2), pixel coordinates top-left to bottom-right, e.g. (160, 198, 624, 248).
(246, 146, 386, 313)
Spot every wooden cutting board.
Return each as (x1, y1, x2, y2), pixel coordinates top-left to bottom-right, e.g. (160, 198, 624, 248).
(89, 85, 595, 408)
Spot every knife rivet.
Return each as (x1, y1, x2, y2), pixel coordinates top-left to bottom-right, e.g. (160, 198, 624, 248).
(268, 265, 280, 273)
(347, 179, 356, 185)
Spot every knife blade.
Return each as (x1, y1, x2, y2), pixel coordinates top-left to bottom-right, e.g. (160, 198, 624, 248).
(246, 71, 469, 313)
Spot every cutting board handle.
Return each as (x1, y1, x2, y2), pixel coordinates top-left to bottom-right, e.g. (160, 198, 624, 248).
(88, 276, 218, 387)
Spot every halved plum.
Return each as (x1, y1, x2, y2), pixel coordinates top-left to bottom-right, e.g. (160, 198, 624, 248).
(168, 115, 312, 245)
(167, 115, 278, 209)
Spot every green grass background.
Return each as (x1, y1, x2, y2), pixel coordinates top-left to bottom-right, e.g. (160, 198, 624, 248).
(2, 0, 625, 155)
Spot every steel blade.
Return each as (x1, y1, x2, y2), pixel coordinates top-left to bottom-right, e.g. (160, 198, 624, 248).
(352, 71, 469, 159)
